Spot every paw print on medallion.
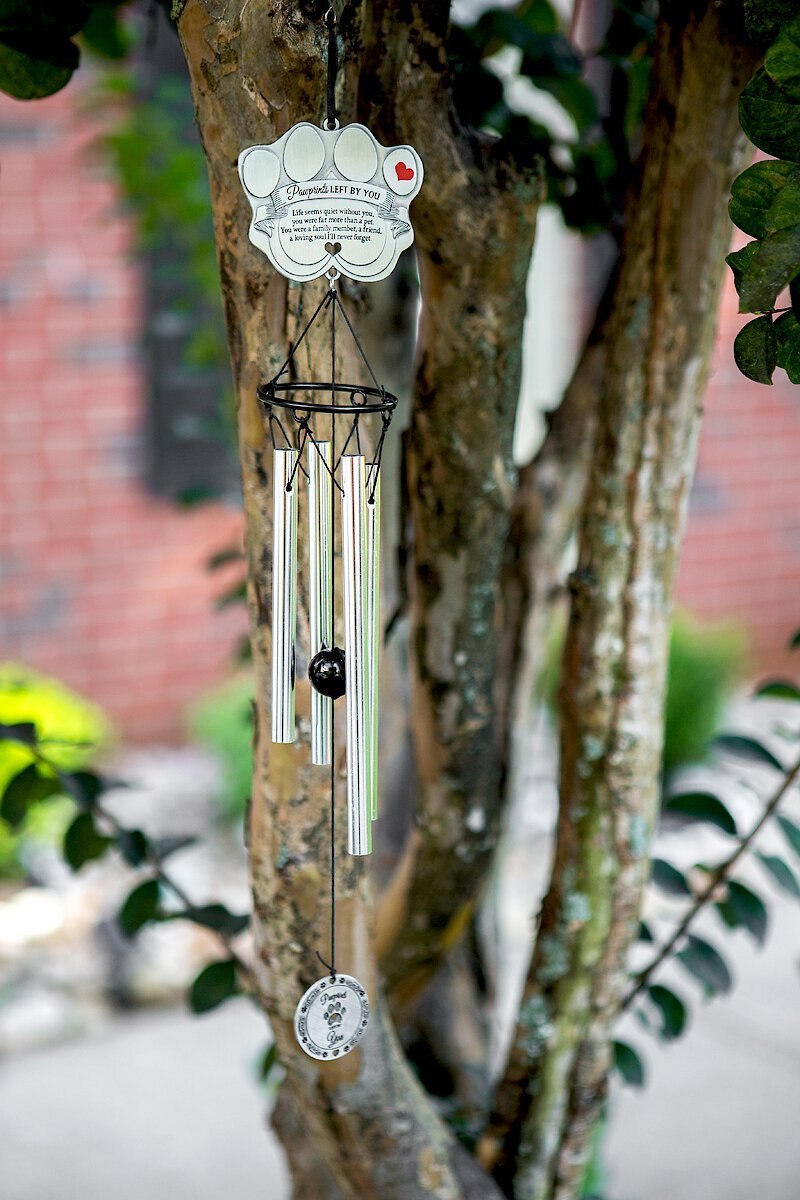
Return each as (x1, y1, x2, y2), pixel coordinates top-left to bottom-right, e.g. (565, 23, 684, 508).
(238, 123, 423, 284)
(324, 1000, 344, 1029)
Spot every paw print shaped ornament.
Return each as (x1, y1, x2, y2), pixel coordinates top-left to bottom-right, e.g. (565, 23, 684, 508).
(238, 122, 423, 283)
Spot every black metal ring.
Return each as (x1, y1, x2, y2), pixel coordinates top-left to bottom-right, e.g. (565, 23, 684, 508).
(258, 380, 398, 416)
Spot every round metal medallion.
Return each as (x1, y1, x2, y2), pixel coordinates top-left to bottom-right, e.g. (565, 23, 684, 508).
(294, 974, 370, 1060)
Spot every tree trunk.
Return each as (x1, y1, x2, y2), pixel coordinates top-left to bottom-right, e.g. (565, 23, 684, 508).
(176, 1, 534, 1195)
(176, 0, 757, 1196)
(484, 6, 757, 1198)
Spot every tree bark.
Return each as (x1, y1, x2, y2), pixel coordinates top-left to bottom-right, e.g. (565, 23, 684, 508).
(484, 5, 757, 1198)
(176, 1, 758, 1197)
(177, 1, 532, 1195)
(356, 1, 543, 1002)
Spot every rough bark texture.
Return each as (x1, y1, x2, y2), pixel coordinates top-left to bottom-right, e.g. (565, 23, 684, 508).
(177, 1, 532, 1196)
(175, 0, 756, 1197)
(484, 6, 757, 1198)
(356, 4, 543, 1001)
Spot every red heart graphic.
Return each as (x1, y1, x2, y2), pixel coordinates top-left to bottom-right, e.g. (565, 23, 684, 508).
(395, 161, 414, 182)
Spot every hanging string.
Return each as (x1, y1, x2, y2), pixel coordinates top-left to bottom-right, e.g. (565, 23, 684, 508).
(316, 286, 338, 983)
(325, 9, 338, 131)
(368, 415, 391, 503)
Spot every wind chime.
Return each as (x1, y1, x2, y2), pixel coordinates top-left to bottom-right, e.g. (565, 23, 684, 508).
(238, 11, 423, 1059)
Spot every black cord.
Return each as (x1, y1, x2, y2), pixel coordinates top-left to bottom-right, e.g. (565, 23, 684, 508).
(329, 720, 336, 978)
(325, 9, 338, 130)
(316, 288, 338, 983)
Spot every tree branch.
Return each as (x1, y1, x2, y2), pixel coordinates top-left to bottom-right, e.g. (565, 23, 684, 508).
(483, 5, 759, 1197)
(623, 743, 800, 1011)
(350, 1, 545, 1000)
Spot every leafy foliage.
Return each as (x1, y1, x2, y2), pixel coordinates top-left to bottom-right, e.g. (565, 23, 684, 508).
(63, 810, 113, 869)
(647, 984, 688, 1040)
(612, 1039, 645, 1087)
(0, 718, 252, 1011)
(448, 0, 656, 233)
(188, 674, 254, 819)
(677, 934, 733, 998)
(715, 879, 768, 944)
(712, 733, 785, 772)
(662, 615, 745, 778)
(728, 13, 800, 383)
(662, 791, 737, 836)
(755, 850, 800, 898)
(189, 958, 241, 1014)
(625, 652, 800, 1077)
(650, 857, 692, 897)
(0, 2, 142, 99)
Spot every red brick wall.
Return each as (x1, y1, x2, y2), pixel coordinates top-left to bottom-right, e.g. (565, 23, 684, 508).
(1, 81, 798, 744)
(0, 85, 247, 743)
(676, 271, 800, 678)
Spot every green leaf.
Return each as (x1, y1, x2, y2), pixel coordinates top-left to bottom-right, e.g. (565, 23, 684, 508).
(764, 178, 800, 235)
(0, 2, 89, 39)
(527, 73, 598, 134)
(716, 880, 769, 944)
(80, 3, 131, 60)
(0, 34, 79, 100)
(259, 1041, 278, 1080)
(733, 315, 777, 384)
(214, 580, 247, 611)
(1, 763, 61, 828)
(744, 0, 798, 43)
(63, 811, 113, 870)
(663, 791, 738, 836)
(182, 904, 250, 937)
(206, 545, 243, 571)
(60, 769, 105, 810)
(647, 984, 688, 1040)
(651, 858, 692, 897)
(755, 851, 800, 899)
(773, 310, 800, 382)
(729, 160, 798, 239)
(727, 228, 800, 313)
(118, 878, 161, 937)
(474, 11, 582, 76)
(777, 814, 800, 859)
(739, 68, 800, 163)
(765, 16, 800, 85)
(712, 734, 784, 771)
(677, 934, 733, 997)
(612, 1040, 645, 1087)
(638, 920, 654, 943)
(0, 721, 37, 746)
(726, 240, 761, 301)
(188, 958, 240, 1014)
(757, 678, 800, 700)
(116, 828, 150, 867)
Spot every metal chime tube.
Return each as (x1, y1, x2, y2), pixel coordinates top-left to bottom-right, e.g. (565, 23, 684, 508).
(365, 464, 381, 821)
(341, 454, 371, 855)
(272, 448, 298, 743)
(308, 440, 333, 764)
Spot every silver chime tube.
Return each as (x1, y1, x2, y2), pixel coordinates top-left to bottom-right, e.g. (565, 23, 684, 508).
(365, 464, 381, 821)
(341, 454, 371, 856)
(272, 448, 298, 744)
(308, 440, 333, 765)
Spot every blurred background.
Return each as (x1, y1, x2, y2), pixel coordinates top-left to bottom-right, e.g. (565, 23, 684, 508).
(1, 5, 799, 1200)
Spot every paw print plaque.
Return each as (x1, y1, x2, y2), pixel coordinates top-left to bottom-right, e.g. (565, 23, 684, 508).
(238, 123, 423, 283)
(294, 973, 370, 1060)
